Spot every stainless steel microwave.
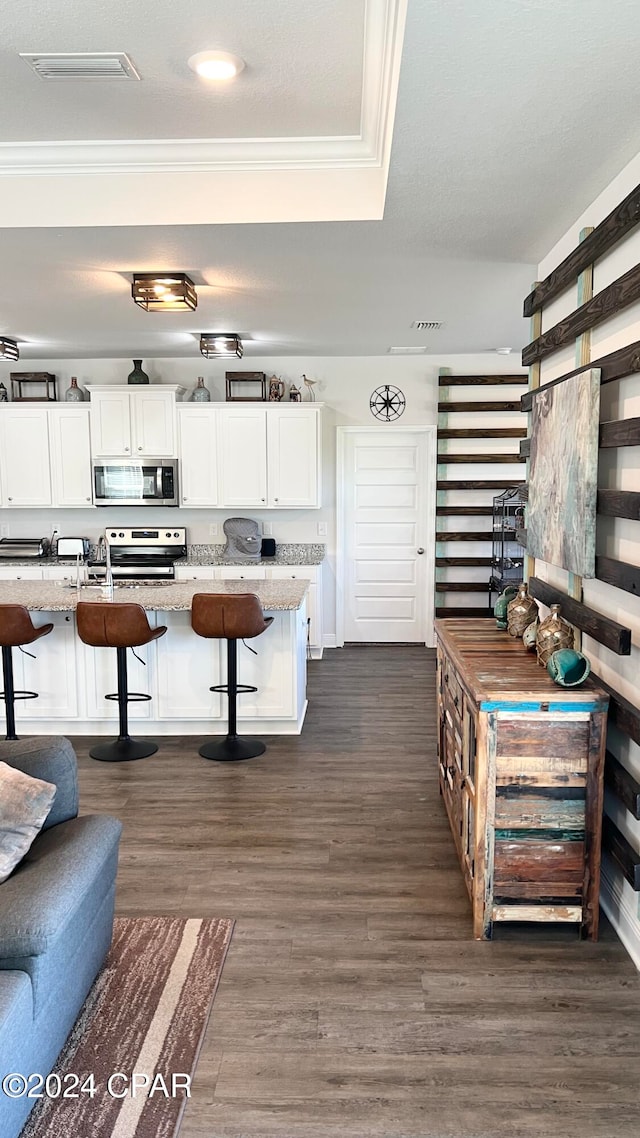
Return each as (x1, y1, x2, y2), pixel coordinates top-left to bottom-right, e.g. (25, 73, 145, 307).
(92, 459, 178, 507)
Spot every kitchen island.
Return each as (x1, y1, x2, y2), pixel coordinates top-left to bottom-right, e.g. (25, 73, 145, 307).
(0, 579, 309, 737)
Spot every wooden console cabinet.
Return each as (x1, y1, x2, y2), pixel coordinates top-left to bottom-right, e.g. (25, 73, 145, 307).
(435, 619, 609, 940)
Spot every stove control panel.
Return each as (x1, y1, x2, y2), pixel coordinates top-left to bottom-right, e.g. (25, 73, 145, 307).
(105, 528, 187, 547)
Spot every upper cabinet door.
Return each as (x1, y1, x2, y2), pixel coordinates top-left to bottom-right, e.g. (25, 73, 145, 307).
(219, 408, 268, 506)
(132, 389, 176, 457)
(90, 390, 132, 456)
(49, 407, 94, 508)
(0, 408, 52, 506)
(267, 408, 320, 507)
(178, 407, 219, 507)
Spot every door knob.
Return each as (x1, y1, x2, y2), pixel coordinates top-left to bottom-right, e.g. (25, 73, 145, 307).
(417, 547, 425, 554)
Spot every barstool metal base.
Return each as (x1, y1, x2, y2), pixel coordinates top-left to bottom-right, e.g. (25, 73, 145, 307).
(89, 737, 159, 763)
(199, 735, 266, 762)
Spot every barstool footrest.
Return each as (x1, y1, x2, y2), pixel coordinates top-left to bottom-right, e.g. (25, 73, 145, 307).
(104, 691, 152, 703)
(209, 682, 257, 695)
(0, 689, 38, 702)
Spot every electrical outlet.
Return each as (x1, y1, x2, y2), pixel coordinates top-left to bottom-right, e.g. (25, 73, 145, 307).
(0, 524, 9, 538)
(263, 522, 273, 537)
(209, 524, 218, 538)
(317, 522, 328, 537)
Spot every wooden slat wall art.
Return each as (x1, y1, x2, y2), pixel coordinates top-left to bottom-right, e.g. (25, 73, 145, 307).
(601, 816, 640, 890)
(599, 416, 640, 447)
(605, 752, 640, 820)
(594, 555, 640, 598)
(597, 489, 640, 521)
(436, 372, 527, 622)
(522, 262, 640, 367)
(528, 576, 631, 655)
(523, 182, 640, 316)
(520, 182, 640, 923)
(438, 374, 529, 386)
(520, 340, 640, 412)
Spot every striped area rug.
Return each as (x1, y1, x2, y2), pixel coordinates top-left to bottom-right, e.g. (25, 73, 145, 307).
(21, 915, 234, 1138)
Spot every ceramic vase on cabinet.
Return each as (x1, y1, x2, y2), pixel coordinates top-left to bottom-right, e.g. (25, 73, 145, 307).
(191, 376, 211, 402)
(536, 604, 575, 666)
(506, 582, 537, 638)
(64, 376, 85, 402)
(127, 359, 149, 384)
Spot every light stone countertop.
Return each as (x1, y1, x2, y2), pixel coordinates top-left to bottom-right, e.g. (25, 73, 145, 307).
(0, 543, 326, 569)
(0, 579, 308, 613)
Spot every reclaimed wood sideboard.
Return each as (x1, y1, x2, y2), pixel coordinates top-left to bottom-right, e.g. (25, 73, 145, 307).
(434, 619, 609, 940)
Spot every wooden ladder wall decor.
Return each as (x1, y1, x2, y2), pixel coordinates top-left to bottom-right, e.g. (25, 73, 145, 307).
(518, 181, 640, 889)
(435, 372, 527, 618)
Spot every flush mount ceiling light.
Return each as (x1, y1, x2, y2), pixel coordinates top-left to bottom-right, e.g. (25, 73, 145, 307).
(132, 273, 197, 312)
(200, 333, 243, 358)
(0, 337, 19, 360)
(188, 50, 245, 81)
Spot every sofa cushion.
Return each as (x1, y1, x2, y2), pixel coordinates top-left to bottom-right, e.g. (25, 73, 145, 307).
(0, 814, 122, 1016)
(0, 736, 79, 830)
(0, 762, 56, 884)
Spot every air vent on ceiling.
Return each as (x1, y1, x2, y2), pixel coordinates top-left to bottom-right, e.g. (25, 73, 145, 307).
(411, 321, 443, 331)
(19, 52, 141, 80)
(388, 346, 428, 355)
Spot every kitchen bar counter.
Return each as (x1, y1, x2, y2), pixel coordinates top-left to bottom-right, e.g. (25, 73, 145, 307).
(0, 581, 309, 738)
(0, 578, 308, 613)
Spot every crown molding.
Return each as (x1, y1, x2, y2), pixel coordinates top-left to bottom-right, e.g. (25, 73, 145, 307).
(0, 0, 407, 179)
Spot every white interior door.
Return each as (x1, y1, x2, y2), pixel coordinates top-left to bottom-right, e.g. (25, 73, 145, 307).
(340, 429, 434, 644)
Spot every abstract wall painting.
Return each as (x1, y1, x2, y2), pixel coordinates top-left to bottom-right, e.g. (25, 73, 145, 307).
(527, 368, 600, 578)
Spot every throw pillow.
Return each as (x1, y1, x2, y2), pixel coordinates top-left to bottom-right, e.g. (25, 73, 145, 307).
(0, 761, 56, 883)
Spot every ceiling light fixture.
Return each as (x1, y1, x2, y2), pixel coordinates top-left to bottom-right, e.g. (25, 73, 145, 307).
(200, 333, 243, 358)
(0, 337, 19, 360)
(188, 51, 245, 81)
(494, 347, 513, 355)
(132, 273, 197, 312)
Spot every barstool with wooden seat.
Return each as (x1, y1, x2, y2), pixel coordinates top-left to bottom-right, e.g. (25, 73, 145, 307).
(76, 602, 167, 762)
(191, 593, 273, 761)
(0, 605, 54, 740)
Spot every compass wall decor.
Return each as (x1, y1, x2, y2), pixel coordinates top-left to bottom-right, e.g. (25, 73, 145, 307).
(369, 384, 406, 421)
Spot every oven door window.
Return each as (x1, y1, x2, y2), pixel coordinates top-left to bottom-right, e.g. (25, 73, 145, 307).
(94, 464, 163, 501)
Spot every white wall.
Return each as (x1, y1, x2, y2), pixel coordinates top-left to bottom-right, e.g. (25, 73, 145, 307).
(533, 150, 640, 967)
(0, 352, 524, 642)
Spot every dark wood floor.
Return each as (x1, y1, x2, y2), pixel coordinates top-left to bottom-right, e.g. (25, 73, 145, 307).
(74, 645, 640, 1138)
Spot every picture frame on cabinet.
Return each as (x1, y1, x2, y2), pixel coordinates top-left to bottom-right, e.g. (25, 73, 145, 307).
(225, 372, 267, 402)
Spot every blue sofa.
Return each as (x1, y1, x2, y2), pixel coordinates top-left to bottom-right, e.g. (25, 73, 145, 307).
(0, 737, 122, 1138)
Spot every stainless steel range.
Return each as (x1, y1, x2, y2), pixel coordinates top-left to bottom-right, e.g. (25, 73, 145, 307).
(91, 527, 187, 582)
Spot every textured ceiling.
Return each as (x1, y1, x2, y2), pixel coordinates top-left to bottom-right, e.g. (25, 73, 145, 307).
(0, 0, 364, 140)
(3, 0, 640, 357)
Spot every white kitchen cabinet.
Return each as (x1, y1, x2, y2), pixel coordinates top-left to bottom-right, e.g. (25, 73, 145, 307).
(174, 566, 216, 581)
(0, 408, 52, 507)
(219, 407, 268, 507)
(177, 406, 219, 506)
(14, 611, 79, 720)
(267, 407, 320, 507)
(0, 567, 44, 581)
(216, 566, 268, 580)
(49, 406, 94, 508)
(155, 610, 222, 720)
(87, 386, 183, 458)
(81, 637, 154, 721)
(268, 566, 322, 655)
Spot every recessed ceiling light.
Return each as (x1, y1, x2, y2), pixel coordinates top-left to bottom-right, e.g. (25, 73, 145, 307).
(188, 51, 245, 81)
(494, 347, 513, 355)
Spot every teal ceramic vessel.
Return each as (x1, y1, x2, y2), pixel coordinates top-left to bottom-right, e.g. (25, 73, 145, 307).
(546, 648, 591, 688)
(494, 585, 519, 630)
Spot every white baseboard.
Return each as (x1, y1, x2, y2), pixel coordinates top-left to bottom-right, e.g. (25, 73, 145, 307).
(322, 634, 338, 649)
(600, 862, 640, 972)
